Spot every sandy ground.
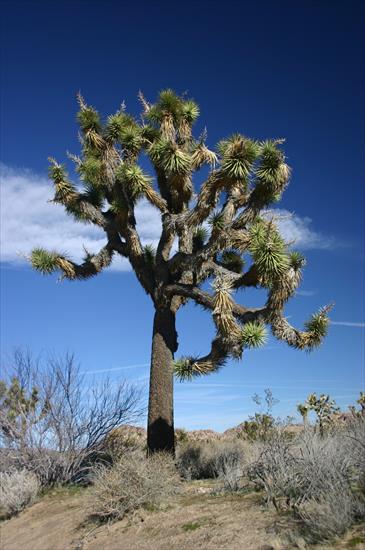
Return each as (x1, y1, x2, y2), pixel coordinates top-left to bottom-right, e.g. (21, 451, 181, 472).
(1, 483, 364, 550)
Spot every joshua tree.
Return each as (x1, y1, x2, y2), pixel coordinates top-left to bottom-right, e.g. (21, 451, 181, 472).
(357, 391, 365, 416)
(30, 89, 331, 454)
(305, 393, 339, 435)
(297, 402, 310, 427)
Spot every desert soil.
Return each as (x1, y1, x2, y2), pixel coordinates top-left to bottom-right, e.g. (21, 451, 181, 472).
(1, 482, 364, 550)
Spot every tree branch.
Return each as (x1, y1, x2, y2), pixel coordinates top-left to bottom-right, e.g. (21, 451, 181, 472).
(164, 283, 266, 322)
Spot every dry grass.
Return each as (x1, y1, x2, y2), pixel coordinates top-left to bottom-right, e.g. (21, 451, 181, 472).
(1, 476, 364, 549)
(87, 451, 180, 521)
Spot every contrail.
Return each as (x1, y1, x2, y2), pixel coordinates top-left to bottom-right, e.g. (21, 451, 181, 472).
(82, 363, 149, 375)
(330, 321, 365, 327)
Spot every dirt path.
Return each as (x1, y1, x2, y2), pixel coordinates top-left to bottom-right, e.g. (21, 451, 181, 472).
(0, 485, 290, 550)
(1, 485, 364, 550)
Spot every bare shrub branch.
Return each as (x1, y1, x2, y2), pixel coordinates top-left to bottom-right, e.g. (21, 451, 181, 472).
(0, 349, 144, 485)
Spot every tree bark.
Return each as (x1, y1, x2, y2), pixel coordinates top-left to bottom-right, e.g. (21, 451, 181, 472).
(147, 307, 178, 454)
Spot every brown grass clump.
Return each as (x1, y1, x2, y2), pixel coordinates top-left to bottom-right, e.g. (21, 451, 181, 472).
(87, 451, 181, 521)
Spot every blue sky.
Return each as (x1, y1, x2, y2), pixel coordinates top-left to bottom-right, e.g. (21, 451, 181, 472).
(1, 0, 364, 430)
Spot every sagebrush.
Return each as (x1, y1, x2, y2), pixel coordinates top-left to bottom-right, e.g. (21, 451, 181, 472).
(88, 451, 180, 521)
(0, 469, 40, 517)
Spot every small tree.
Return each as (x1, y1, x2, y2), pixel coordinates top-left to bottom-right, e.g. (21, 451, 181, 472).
(29, 90, 331, 454)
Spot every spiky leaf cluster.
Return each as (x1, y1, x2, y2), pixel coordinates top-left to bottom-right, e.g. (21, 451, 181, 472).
(146, 89, 199, 129)
(104, 112, 136, 143)
(174, 355, 223, 381)
(143, 244, 156, 267)
(256, 140, 284, 183)
(173, 357, 196, 381)
(241, 322, 267, 348)
(78, 157, 103, 186)
(181, 100, 200, 125)
(77, 106, 101, 133)
(249, 221, 289, 283)
(254, 140, 290, 203)
(149, 140, 191, 177)
(116, 164, 152, 202)
(30, 248, 58, 274)
(304, 308, 330, 347)
(209, 211, 225, 232)
(218, 134, 259, 183)
(192, 226, 209, 252)
(289, 251, 306, 271)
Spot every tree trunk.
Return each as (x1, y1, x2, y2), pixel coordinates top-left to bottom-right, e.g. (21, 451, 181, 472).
(147, 308, 177, 454)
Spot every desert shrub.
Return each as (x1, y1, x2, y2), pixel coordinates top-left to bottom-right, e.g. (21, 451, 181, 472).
(88, 451, 180, 521)
(176, 441, 216, 479)
(246, 430, 300, 507)
(247, 420, 365, 541)
(0, 469, 40, 517)
(0, 350, 143, 486)
(297, 490, 364, 542)
(176, 439, 248, 487)
(211, 440, 249, 491)
(341, 415, 365, 491)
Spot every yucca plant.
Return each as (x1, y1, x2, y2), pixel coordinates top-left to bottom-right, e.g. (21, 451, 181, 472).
(30, 89, 331, 454)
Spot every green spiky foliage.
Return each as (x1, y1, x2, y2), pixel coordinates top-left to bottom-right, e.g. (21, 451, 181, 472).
(30, 248, 58, 274)
(149, 139, 191, 177)
(241, 322, 267, 348)
(77, 106, 101, 133)
(289, 251, 306, 271)
(143, 244, 156, 267)
(181, 100, 200, 125)
(78, 157, 104, 186)
(218, 134, 260, 184)
(192, 226, 209, 252)
(304, 308, 330, 348)
(104, 111, 136, 143)
(249, 220, 289, 283)
(173, 357, 197, 382)
(116, 164, 152, 202)
(29, 89, 331, 454)
(208, 211, 225, 232)
(253, 140, 290, 202)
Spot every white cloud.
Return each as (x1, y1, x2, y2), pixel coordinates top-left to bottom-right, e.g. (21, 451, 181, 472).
(1, 165, 335, 272)
(264, 208, 335, 249)
(0, 164, 161, 271)
(295, 289, 317, 297)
